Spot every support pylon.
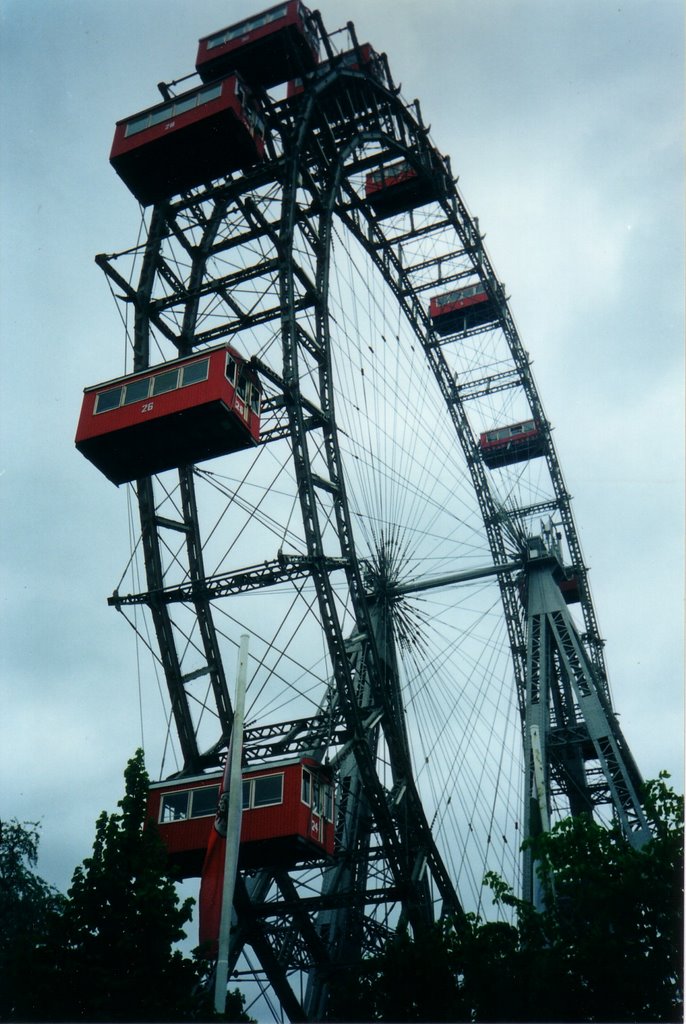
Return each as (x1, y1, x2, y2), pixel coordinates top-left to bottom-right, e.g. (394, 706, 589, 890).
(521, 532, 651, 907)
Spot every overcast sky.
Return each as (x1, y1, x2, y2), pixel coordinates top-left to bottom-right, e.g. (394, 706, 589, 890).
(0, 0, 683, 903)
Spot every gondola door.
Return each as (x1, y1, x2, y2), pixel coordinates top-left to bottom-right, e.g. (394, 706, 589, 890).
(301, 764, 321, 844)
(308, 772, 325, 844)
(235, 370, 251, 426)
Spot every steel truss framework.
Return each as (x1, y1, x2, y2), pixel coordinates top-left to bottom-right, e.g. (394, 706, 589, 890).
(98, 17, 651, 1020)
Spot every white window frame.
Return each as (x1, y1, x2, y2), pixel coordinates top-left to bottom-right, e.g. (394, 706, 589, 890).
(158, 783, 220, 823)
(243, 772, 284, 810)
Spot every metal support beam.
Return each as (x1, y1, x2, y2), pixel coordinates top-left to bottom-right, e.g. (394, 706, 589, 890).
(521, 555, 651, 906)
(391, 560, 521, 597)
(108, 555, 348, 608)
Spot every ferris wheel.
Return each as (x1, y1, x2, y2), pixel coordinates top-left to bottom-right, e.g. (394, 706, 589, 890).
(78, 3, 653, 1018)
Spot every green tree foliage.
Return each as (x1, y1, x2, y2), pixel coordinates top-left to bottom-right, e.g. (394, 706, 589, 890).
(3, 751, 251, 1023)
(330, 774, 684, 1023)
(0, 819, 66, 1019)
(511, 773, 684, 1023)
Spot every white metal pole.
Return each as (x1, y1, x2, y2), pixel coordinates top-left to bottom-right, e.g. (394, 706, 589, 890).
(214, 634, 249, 1016)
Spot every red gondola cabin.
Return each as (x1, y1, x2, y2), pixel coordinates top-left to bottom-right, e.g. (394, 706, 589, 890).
(196, 1, 319, 88)
(429, 283, 499, 335)
(110, 76, 265, 206)
(558, 575, 581, 604)
(365, 159, 440, 217)
(147, 758, 335, 878)
(75, 345, 261, 485)
(479, 419, 546, 469)
(286, 43, 384, 103)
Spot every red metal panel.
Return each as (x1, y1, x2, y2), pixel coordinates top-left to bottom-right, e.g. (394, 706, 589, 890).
(240, 761, 315, 843)
(236, 759, 334, 859)
(75, 347, 260, 484)
(364, 160, 443, 218)
(429, 285, 498, 336)
(111, 83, 233, 159)
(147, 775, 221, 877)
(196, 1, 318, 88)
(110, 77, 265, 206)
(76, 349, 225, 442)
(159, 817, 214, 857)
(429, 288, 489, 320)
(145, 788, 161, 824)
(366, 163, 417, 197)
(479, 421, 546, 469)
(148, 759, 334, 878)
(287, 43, 380, 100)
